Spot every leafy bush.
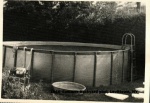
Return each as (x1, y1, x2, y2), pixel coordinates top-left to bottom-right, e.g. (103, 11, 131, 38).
(2, 67, 54, 99)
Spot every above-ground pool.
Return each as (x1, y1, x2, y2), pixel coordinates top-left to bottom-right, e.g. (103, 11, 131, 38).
(3, 42, 131, 87)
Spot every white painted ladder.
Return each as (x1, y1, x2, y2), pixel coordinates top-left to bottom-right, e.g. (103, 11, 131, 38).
(122, 33, 136, 82)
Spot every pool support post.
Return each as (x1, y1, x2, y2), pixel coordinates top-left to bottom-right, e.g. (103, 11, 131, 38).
(110, 52, 113, 85)
(3, 46, 6, 68)
(93, 52, 97, 87)
(73, 52, 77, 82)
(51, 51, 54, 83)
(122, 51, 124, 82)
(13, 46, 18, 68)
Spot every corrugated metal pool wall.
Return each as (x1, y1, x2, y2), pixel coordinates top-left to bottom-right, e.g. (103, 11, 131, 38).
(3, 45, 130, 87)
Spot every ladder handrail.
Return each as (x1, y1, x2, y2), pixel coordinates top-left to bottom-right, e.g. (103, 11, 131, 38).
(125, 33, 135, 46)
(122, 33, 135, 82)
(122, 33, 135, 46)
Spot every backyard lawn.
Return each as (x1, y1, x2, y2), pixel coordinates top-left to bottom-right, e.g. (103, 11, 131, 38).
(2, 67, 144, 102)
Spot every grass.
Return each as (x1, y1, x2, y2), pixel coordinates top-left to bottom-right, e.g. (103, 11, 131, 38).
(2, 67, 144, 102)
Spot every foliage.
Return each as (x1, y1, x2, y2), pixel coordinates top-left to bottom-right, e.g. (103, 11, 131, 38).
(3, 1, 121, 33)
(3, 1, 145, 37)
(4, 1, 88, 31)
(83, 2, 117, 24)
(2, 67, 54, 99)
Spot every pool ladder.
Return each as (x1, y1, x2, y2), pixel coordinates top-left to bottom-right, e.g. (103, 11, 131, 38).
(122, 33, 136, 82)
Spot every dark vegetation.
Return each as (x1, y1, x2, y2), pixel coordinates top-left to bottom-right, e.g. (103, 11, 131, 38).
(3, 1, 145, 79)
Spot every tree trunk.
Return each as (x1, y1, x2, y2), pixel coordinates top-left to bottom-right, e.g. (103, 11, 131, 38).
(136, 2, 141, 13)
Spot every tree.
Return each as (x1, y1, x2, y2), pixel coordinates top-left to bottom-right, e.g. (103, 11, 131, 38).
(136, 2, 141, 13)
